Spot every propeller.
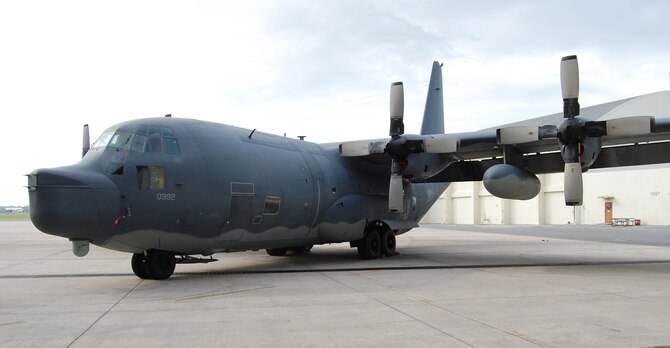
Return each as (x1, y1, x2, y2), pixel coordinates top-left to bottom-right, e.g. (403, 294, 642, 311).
(82, 124, 90, 158)
(388, 83, 404, 211)
(554, 56, 653, 205)
(386, 82, 419, 212)
(558, 55, 584, 205)
(339, 81, 453, 212)
(496, 55, 661, 206)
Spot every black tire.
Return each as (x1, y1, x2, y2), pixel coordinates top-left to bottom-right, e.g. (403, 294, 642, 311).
(266, 248, 288, 256)
(357, 229, 381, 259)
(131, 253, 150, 279)
(380, 228, 396, 257)
(144, 250, 176, 280)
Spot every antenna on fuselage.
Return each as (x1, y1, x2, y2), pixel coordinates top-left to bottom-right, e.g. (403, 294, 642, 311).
(165, 114, 172, 117)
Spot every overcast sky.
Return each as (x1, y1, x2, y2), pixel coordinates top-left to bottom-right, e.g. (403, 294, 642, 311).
(1, 0, 669, 206)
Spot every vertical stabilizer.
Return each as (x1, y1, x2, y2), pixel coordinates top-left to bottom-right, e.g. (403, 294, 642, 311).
(420, 61, 444, 135)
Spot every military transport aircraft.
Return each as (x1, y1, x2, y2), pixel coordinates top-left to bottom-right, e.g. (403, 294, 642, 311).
(28, 56, 670, 280)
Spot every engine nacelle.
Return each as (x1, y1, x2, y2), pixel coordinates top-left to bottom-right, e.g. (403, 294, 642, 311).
(483, 164, 541, 200)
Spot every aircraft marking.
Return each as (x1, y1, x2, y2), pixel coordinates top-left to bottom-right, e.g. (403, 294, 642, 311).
(156, 193, 176, 201)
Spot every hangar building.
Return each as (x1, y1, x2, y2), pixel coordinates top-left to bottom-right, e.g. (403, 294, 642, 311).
(422, 91, 670, 225)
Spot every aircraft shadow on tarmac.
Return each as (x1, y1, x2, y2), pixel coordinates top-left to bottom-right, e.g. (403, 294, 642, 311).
(4, 246, 669, 279)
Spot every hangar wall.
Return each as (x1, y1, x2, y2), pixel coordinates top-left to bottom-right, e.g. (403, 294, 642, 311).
(421, 164, 670, 226)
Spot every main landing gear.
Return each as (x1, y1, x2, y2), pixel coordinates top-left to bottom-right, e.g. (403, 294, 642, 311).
(354, 223, 396, 260)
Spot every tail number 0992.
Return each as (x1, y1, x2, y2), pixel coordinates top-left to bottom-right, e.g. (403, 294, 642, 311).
(157, 193, 176, 201)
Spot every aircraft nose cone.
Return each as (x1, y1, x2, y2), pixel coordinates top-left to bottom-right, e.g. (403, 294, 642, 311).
(28, 166, 120, 242)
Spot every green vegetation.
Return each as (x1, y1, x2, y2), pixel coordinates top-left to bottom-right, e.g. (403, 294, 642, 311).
(0, 213, 30, 221)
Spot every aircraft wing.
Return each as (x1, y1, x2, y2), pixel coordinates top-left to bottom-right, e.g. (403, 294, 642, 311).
(424, 117, 670, 183)
(339, 115, 670, 208)
(339, 55, 670, 210)
(340, 116, 670, 179)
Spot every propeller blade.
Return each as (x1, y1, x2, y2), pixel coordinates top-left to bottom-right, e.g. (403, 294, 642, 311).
(389, 174, 404, 212)
(560, 55, 580, 118)
(605, 116, 652, 136)
(339, 141, 372, 157)
(560, 55, 579, 99)
(424, 134, 458, 153)
(564, 162, 583, 206)
(389, 82, 404, 136)
(82, 124, 90, 158)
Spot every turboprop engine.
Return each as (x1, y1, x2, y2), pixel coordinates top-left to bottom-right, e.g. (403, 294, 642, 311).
(482, 164, 541, 200)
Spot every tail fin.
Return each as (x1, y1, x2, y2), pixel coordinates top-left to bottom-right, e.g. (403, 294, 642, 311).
(420, 61, 444, 135)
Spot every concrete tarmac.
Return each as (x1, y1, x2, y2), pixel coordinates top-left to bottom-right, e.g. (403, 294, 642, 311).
(2, 221, 670, 347)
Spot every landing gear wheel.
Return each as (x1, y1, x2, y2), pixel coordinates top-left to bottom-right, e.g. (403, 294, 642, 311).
(131, 253, 150, 279)
(144, 250, 176, 280)
(380, 229, 396, 257)
(266, 248, 288, 256)
(357, 229, 381, 259)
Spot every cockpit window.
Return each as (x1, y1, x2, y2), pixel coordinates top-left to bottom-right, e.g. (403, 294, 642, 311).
(131, 134, 146, 152)
(92, 131, 114, 148)
(146, 135, 163, 153)
(109, 131, 133, 149)
(91, 126, 181, 155)
(164, 137, 180, 155)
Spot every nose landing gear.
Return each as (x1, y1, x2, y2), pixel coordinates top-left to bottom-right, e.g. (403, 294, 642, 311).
(131, 250, 176, 280)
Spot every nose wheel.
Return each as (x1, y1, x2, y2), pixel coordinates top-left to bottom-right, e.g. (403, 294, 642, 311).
(131, 250, 176, 280)
(131, 253, 150, 279)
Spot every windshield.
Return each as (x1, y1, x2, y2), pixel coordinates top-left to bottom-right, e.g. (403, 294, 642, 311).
(90, 126, 181, 155)
(91, 131, 114, 148)
(109, 131, 133, 149)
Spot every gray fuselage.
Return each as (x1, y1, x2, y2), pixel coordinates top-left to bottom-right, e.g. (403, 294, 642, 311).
(29, 117, 448, 256)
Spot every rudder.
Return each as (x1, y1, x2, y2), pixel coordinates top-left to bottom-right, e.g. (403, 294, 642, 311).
(420, 61, 444, 135)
